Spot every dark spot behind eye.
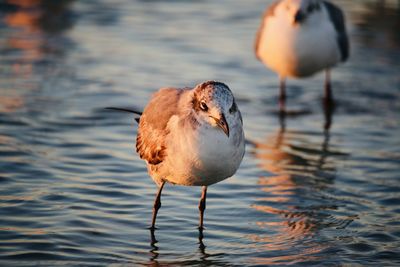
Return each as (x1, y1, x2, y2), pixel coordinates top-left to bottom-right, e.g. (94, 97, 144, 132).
(307, 3, 320, 13)
(229, 101, 237, 114)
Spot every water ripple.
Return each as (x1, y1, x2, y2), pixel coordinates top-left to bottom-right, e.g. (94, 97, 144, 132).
(1, 0, 400, 266)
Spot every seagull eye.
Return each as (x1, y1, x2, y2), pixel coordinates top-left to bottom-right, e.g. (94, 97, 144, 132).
(199, 101, 208, 112)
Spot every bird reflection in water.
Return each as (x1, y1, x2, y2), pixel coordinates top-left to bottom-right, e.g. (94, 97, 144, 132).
(249, 111, 351, 265)
(149, 229, 160, 263)
(149, 227, 207, 256)
(148, 228, 214, 266)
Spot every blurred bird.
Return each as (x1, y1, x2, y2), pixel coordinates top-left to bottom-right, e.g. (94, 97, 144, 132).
(107, 81, 245, 230)
(255, 0, 349, 111)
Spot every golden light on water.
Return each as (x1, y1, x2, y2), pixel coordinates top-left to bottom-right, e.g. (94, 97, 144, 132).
(0, 1, 399, 265)
(2, 1, 43, 77)
(7, 0, 42, 8)
(0, 96, 24, 113)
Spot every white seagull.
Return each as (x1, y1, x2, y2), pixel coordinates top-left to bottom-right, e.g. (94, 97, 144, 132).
(255, 0, 349, 110)
(107, 81, 245, 230)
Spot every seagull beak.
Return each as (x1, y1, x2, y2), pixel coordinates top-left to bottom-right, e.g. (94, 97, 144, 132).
(294, 10, 305, 24)
(211, 113, 230, 137)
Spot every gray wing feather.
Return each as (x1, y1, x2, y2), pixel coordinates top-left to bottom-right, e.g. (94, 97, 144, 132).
(323, 1, 349, 62)
(254, 0, 281, 60)
(136, 88, 183, 165)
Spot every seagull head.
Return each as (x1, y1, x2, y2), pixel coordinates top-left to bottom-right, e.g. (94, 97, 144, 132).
(282, 0, 322, 25)
(192, 81, 240, 138)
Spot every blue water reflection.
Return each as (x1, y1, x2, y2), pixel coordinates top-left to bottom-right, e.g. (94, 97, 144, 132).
(0, 0, 399, 266)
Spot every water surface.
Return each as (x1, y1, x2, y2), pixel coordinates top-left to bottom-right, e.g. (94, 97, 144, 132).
(1, 0, 399, 266)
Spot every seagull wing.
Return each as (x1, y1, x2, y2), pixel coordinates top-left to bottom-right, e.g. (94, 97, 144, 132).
(136, 88, 183, 165)
(323, 1, 350, 62)
(254, 0, 281, 60)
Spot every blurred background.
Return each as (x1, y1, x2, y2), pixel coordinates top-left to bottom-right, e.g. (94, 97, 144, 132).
(0, 0, 399, 265)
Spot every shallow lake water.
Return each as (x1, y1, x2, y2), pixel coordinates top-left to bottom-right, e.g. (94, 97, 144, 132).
(0, 0, 399, 266)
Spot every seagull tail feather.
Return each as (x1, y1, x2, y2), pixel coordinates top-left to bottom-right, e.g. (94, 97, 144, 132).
(105, 107, 142, 123)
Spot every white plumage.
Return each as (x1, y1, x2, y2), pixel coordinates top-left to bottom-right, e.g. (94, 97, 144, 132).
(111, 81, 245, 230)
(145, 84, 245, 187)
(255, 0, 349, 110)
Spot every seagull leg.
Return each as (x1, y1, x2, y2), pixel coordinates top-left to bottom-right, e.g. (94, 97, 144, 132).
(324, 69, 333, 104)
(150, 181, 165, 230)
(279, 77, 286, 113)
(323, 69, 335, 130)
(198, 186, 208, 230)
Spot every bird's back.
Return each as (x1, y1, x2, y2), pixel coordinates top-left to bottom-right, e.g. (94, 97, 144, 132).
(136, 88, 184, 165)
